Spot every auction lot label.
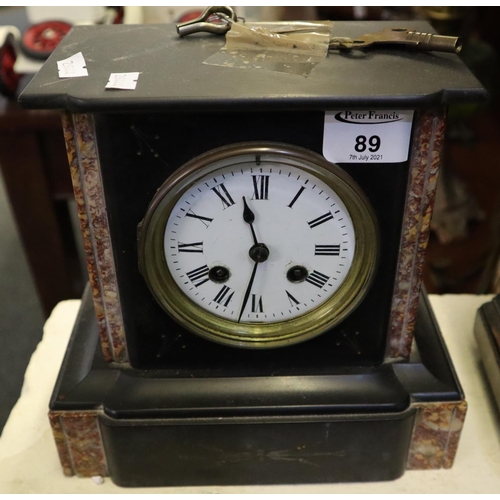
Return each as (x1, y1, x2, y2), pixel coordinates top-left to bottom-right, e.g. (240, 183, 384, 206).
(323, 110, 414, 163)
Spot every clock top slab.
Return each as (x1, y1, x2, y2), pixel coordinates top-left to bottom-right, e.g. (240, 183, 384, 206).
(19, 21, 486, 113)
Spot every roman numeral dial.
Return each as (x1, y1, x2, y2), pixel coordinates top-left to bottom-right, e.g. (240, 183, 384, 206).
(315, 244, 340, 256)
(178, 241, 203, 253)
(252, 175, 269, 200)
(212, 183, 235, 209)
(251, 294, 264, 313)
(308, 212, 333, 228)
(286, 290, 300, 307)
(186, 265, 210, 287)
(306, 270, 330, 288)
(185, 209, 213, 227)
(159, 151, 365, 336)
(288, 186, 305, 208)
(213, 286, 234, 307)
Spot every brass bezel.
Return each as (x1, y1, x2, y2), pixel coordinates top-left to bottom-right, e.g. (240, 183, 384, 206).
(138, 143, 379, 349)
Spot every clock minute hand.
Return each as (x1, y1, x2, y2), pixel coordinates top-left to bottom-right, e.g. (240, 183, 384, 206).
(237, 240, 270, 323)
(238, 261, 259, 323)
(237, 244, 270, 322)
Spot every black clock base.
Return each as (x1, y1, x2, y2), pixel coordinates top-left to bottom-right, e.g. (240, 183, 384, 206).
(49, 286, 466, 486)
(474, 295, 500, 411)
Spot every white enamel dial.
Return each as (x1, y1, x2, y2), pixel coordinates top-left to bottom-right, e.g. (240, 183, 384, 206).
(164, 157, 355, 324)
(140, 144, 377, 348)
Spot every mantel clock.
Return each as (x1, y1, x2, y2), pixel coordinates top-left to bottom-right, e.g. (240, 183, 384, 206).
(20, 19, 486, 487)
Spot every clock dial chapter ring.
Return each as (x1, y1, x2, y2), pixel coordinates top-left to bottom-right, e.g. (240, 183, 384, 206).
(138, 143, 379, 349)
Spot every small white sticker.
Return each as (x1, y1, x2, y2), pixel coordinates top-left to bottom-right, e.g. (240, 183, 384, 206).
(323, 110, 414, 163)
(57, 52, 88, 78)
(105, 72, 141, 90)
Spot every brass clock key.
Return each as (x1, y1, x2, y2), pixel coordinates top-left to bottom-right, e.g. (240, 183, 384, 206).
(176, 6, 462, 54)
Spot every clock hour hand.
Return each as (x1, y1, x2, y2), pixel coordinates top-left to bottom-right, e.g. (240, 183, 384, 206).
(242, 196, 258, 246)
(239, 196, 270, 322)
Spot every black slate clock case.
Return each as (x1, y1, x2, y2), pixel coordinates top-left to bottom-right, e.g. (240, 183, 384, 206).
(18, 20, 485, 486)
(94, 110, 407, 370)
